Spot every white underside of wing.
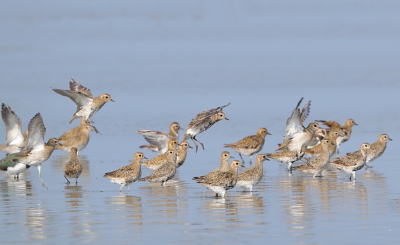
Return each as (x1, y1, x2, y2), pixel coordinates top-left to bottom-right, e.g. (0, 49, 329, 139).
(6, 124, 24, 145)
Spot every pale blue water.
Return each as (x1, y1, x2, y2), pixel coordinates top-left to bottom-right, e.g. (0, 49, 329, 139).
(1, 1, 400, 244)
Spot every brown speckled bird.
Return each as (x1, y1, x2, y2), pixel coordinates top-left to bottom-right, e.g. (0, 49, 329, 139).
(103, 152, 147, 192)
(329, 143, 370, 180)
(236, 154, 269, 191)
(138, 122, 182, 155)
(138, 150, 178, 186)
(292, 139, 334, 177)
(224, 128, 271, 165)
(176, 141, 192, 168)
(316, 119, 358, 155)
(56, 118, 92, 153)
(193, 160, 244, 198)
(306, 129, 344, 158)
(267, 148, 306, 171)
(52, 78, 114, 133)
(181, 103, 230, 152)
(194, 151, 233, 181)
(63, 147, 83, 184)
(365, 134, 392, 168)
(141, 140, 178, 170)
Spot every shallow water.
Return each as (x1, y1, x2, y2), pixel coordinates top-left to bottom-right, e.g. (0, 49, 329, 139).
(1, 1, 400, 244)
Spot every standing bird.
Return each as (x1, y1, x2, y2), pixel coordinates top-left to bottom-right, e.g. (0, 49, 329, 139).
(193, 151, 233, 180)
(104, 152, 147, 192)
(0, 103, 26, 154)
(181, 103, 230, 152)
(329, 143, 370, 180)
(224, 128, 271, 165)
(266, 148, 306, 171)
(63, 147, 83, 184)
(138, 150, 178, 186)
(193, 160, 243, 198)
(176, 141, 192, 168)
(52, 78, 114, 133)
(305, 129, 344, 158)
(365, 134, 392, 168)
(316, 119, 358, 155)
(138, 122, 182, 154)
(141, 140, 178, 170)
(292, 139, 334, 177)
(236, 154, 269, 192)
(56, 118, 92, 153)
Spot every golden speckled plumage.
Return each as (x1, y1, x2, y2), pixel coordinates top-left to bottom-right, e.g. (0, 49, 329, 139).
(176, 141, 192, 168)
(63, 147, 83, 184)
(224, 128, 271, 164)
(56, 118, 92, 153)
(141, 140, 178, 170)
(236, 154, 269, 191)
(292, 140, 334, 177)
(267, 147, 306, 171)
(366, 134, 392, 167)
(104, 152, 146, 192)
(52, 78, 114, 133)
(316, 119, 358, 155)
(193, 160, 243, 198)
(138, 150, 178, 186)
(329, 143, 370, 180)
(193, 151, 233, 180)
(182, 103, 230, 152)
(306, 129, 343, 158)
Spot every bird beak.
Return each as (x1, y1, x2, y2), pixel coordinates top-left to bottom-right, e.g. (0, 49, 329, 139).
(225, 117, 229, 120)
(188, 145, 193, 149)
(179, 127, 184, 131)
(354, 122, 358, 125)
(58, 143, 63, 146)
(265, 157, 270, 161)
(267, 132, 272, 135)
(389, 138, 393, 141)
(230, 156, 234, 159)
(111, 99, 115, 102)
(240, 163, 245, 167)
(143, 157, 148, 160)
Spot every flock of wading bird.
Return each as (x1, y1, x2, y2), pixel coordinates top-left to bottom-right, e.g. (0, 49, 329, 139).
(0, 79, 392, 197)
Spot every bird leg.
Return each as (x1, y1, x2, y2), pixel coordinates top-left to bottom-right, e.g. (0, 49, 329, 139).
(37, 164, 48, 189)
(190, 138, 199, 153)
(119, 184, 125, 192)
(64, 175, 70, 184)
(193, 136, 205, 151)
(239, 153, 245, 165)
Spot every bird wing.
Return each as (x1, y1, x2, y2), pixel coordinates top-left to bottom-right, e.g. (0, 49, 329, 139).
(137, 130, 172, 153)
(299, 100, 311, 126)
(24, 113, 46, 152)
(284, 98, 305, 141)
(187, 103, 230, 128)
(316, 120, 342, 129)
(53, 89, 93, 111)
(69, 78, 94, 99)
(1, 104, 24, 146)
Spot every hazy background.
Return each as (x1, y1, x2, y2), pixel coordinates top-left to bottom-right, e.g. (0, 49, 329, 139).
(1, 1, 399, 244)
